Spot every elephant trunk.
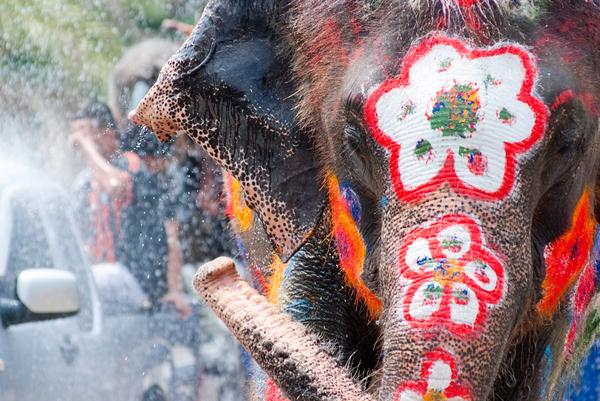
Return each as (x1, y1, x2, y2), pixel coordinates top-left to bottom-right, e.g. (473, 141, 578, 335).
(193, 257, 374, 401)
(377, 207, 531, 400)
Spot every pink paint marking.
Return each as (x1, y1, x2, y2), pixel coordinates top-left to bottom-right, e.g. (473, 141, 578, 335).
(551, 90, 600, 117)
(454, 0, 480, 7)
(248, 262, 268, 295)
(395, 349, 472, 401)
(398, 214, 505, 336)
(564, 260, 598, 358)
(265, 378, 287, 401)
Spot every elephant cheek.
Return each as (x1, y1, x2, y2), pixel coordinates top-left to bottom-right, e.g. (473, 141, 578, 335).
(193, 257, 374, 401)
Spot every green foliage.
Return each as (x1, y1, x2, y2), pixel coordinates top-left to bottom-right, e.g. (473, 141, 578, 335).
(0, 0, 203, 107)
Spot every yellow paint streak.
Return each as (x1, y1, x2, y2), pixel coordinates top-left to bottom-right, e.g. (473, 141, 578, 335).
(424, 389, 447, 401)
(224, 173, 254, 232)
(268, 254, 287, 305)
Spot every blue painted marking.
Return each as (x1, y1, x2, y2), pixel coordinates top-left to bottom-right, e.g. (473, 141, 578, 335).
(416, 256, 429, 266)
(282, 262, 294, 285)
(562, 339, 600, 401)
(340, 182, 362, 223)
(432, 101, 445, 113)
(380, 195, 388, 208)
(541, 345, 554, 400)
(284, 299, 313, 322)
(591, 229, 600, 284)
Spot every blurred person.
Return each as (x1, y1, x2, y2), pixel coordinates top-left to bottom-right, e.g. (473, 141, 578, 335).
(108, 38, 194, 316)
(172, 135, 234, 265)
(110, 37, 233, 267)
(127, 125, 193, 317)
(70, 102, 190, 318)
(111, 38, 246, 400)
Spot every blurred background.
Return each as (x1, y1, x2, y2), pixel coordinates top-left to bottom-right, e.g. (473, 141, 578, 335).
(1, 0, 203, 172)
(0, 2, 251, 401)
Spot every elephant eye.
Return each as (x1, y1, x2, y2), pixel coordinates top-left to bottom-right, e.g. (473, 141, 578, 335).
(343, 123, 365, 155)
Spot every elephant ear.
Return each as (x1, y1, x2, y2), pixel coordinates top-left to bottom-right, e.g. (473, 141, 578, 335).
(130, 0, 325, 261)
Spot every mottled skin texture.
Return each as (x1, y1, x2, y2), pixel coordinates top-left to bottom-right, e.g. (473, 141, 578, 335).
(130, 1, 600, 400)
(193, 257, 374, 401)
(281, 210, 380, 382)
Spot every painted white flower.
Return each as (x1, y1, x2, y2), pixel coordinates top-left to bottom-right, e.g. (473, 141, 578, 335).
(394, 349, 472, 401)
(365, 35, 548, 201)
(398, 214, 505, 335)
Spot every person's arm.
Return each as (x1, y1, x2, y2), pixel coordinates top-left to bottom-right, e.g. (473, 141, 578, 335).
(162, 219, 192, 318)
(165, 219, 184, 293)
(70, 129, 130, 197)
(161, 18, 194, 36)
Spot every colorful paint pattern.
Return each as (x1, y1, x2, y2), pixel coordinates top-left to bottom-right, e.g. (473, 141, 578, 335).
(264, 378, 286, 401)
(364, 35, 548, 202)
(224, 173, 254, 232)
(398, 215, 505, 335)
(537, 190, 597, 317)
(327, 172, 382, 319)
(428, 83, 481, 138)
(565, 259, 600, 360)
(394, 349, 472, 401)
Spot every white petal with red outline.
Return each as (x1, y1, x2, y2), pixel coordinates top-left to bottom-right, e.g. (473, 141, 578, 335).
(396, 390, 423, 401)
(449, 283, 479, 326)
(405, 238, 435, 273)
(409, 281, 444, 320)
(437, 224, 471, 259)
(426, 360, 454, 391)
(463, 260, 498, 292)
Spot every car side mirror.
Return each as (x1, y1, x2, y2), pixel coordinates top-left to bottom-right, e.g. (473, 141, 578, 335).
(0, 268, 80, 327)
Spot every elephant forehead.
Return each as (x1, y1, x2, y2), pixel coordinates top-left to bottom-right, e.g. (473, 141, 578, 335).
(363, 35, 549, 203)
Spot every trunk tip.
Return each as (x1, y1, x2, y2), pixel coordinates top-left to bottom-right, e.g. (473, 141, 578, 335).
(194, 256, 237, 291)
(127, 102, 178, 142)
(127, 107, 143, 126)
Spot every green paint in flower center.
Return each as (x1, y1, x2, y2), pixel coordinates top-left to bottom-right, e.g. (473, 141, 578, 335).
(429, 83, 481, 138)
(498, 107, 515, 124)
(414, 139, 432, 160)
(424, 283, 444, 300)
(441, 236, 463, 251)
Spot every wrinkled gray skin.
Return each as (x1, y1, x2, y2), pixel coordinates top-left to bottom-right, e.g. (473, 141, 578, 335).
(130, 1, 600, 400)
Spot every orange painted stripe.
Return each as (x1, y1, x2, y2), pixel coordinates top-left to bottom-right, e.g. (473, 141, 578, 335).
(327, 172, 382, 319)
(537, 189, 597, 316)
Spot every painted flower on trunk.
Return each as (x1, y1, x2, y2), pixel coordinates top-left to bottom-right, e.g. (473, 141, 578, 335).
(398, 214, 505, 335)
(364, 35, 548, 202)
(395, 349, 472, 401)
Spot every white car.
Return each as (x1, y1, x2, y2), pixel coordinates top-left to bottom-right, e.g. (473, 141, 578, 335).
(0, 163, 200, 401)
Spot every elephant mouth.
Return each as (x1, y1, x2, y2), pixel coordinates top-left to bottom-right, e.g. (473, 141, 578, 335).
(193, 257, 375, 401)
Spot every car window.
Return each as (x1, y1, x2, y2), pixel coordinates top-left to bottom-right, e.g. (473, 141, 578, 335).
(0, 188, 94, 328)
(43, 195, 88, 274)
(42, 194, 94, 329)
(1, 193, 52, 298)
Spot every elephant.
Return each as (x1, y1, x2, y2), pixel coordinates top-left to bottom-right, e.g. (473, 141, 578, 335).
(129, 1, 600, 400)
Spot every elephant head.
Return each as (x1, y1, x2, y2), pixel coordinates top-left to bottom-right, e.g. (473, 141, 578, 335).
(130, 1, 600, 400)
